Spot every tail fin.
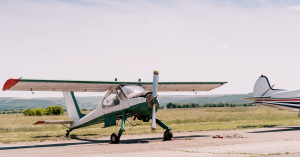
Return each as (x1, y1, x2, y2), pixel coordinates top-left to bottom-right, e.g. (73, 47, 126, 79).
(63, 92, 85, 121)
(252, 75, 273, 97)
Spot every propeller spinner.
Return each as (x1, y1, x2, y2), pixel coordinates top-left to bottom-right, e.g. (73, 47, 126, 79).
(151, 70, 159, 132)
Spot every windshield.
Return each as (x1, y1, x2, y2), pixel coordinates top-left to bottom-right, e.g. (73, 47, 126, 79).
(122, 85, 145, 98)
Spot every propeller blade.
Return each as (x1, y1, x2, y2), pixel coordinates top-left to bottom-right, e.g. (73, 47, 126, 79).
(151, 70, 159, 131)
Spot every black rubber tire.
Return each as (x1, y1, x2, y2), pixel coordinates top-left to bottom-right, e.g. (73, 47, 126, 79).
(163, 131, 173, 141)
(66, 131, 70, 137)
(111, 133, 120, 144)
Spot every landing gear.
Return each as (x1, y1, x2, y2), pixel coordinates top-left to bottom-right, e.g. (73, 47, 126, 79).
(163, 130, 173, 141)
(111, 133, 120, 144)
(66, 130, 70, 137)
(155, 117, 173, 141)
(110, 110, 126, 144)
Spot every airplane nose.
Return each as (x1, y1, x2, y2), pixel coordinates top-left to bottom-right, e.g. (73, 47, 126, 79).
(129, 98, 159, 116)
(146, 94, 158, 109)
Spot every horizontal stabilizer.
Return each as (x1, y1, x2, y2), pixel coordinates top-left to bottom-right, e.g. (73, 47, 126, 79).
(243, 97, 271, 101)
(33, 120, 74, 125)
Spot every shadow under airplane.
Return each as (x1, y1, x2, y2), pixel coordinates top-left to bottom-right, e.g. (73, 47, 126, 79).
(0, 134, 210, 150)
(237, 125, 277, 129)
(247, 127, 300, 133)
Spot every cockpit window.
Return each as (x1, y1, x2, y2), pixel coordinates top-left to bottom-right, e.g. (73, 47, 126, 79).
(102, 91, 120, 109)
(122, 85, 145, 98)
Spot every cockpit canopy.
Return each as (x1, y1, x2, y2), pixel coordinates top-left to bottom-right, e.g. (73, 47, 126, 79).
(122, 85, 145, 98)
(102, 85, 148, 109)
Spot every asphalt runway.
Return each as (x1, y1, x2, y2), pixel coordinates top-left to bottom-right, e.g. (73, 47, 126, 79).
(1, 127, 300, 157)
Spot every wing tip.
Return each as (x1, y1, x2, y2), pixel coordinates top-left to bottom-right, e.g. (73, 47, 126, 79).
(2, 78, 20, 91)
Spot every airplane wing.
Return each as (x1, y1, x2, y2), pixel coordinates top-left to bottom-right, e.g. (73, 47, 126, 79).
(33, 120, 74, 125)
(3, 78, 227, 92)
(144, 82, 227, 92)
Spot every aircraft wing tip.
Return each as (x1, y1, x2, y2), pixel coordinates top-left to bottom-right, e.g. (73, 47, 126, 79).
(2, 78, 20, 91)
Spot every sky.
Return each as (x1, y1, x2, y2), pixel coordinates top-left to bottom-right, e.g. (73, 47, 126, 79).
(0, 0, 300, 97)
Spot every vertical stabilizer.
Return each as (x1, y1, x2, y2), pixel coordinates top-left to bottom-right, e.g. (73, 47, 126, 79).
(63, 92, 85, 121)
(252, 75, 272, 97)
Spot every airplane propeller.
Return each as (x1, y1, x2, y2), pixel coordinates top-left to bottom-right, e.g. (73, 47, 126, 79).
(151, 70, 159, 132)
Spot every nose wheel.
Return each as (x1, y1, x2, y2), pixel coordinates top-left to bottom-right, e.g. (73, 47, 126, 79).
(111, 133, 120, 144)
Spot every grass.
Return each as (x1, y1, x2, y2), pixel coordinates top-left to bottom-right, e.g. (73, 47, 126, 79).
(1, 106, 300, 143)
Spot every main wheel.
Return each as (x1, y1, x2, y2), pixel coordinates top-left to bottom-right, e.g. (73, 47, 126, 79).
(163, 131, 173, 141)
(111, 133, 120, 144)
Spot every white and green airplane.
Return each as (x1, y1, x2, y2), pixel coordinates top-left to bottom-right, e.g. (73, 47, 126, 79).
(2, 71, 227, 143)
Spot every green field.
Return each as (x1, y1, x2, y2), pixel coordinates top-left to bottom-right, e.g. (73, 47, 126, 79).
(1, 106, 300, 144)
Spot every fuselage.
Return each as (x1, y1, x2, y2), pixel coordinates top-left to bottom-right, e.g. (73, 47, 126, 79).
(70, 85, 159, 130)
(255, 89, 300, 109)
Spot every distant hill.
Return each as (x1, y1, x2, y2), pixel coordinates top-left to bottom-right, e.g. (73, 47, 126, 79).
(0, 94, 251, 111)
(0, 96, 104, 110)
(165, 94, 252, 105)
(0, 98, 63, 110)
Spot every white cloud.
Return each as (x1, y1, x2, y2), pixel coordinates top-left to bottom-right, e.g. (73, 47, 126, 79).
(284, 5, 300, 11)
(207, 46, 231, 51)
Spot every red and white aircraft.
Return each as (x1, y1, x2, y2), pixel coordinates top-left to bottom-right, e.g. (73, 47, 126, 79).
(244, 75, 300, 112)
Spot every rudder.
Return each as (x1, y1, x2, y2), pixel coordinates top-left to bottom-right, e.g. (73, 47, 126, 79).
(63, 92, 85, 121)
(252, 75, 273, 97)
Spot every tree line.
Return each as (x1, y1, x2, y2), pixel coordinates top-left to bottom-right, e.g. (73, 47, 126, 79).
(0, 109, 23, 114)
(166, 102, 255, 109)
(23, 105, 64, 116)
